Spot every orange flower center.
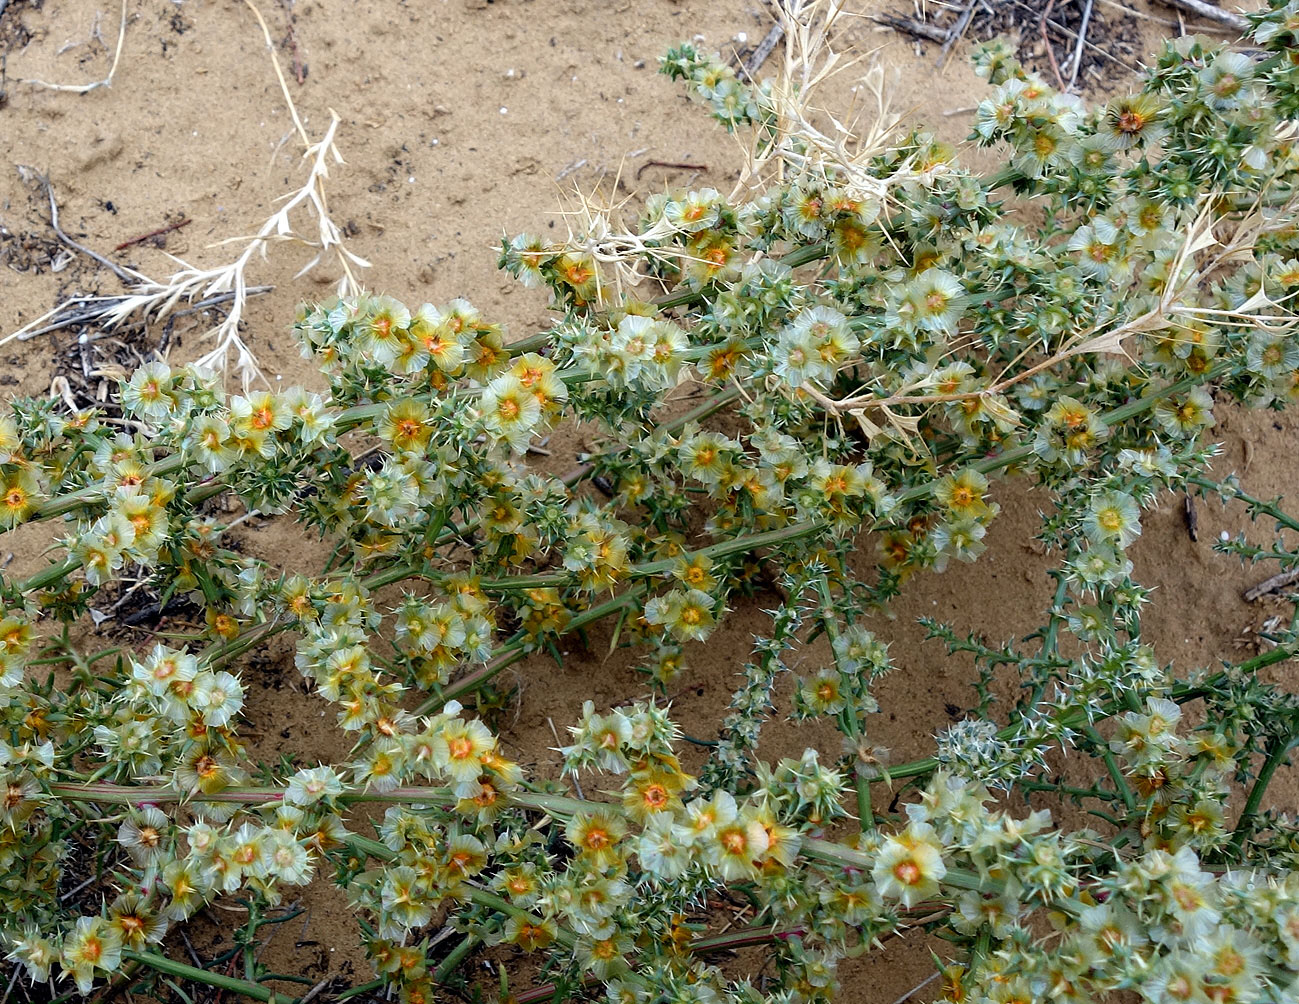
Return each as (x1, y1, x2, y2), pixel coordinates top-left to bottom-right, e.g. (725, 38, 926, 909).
(447, 736, 474, 760)
(893, 859, 922, 886)
(1117, 110, 1145, 134)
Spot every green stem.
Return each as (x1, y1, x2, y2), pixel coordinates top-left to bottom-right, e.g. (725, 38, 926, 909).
(815, 574, 871, 831)
(882, 641, 1299, 783)
(430, 586, 648, 711)
(122, 950, 276, 1003)
(1084, 726, 1137, 813)
(432, 935, 481, 984)
(1229, 728, 1299, 853)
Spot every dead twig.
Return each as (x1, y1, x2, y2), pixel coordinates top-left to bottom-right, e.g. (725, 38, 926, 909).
(45, 177, 142, 285)
(1040, 0, 1067, 91)
(554, 158, 587, 183)
(1154, 0, 1249, 32)
(937, 0, 979, 68)
(22, 0, 127, 93)
(298, 981, 330, 1004)
(114, 217, 192, 251)
(1244, 568, 1299, 603)
(278, 0, 308, 85)
(872, 12, 950, 44)
(1009, 0, 1141, 75)
(744, 20, 786, 79)
(1065, 0, 1094, 91)
(1095, 0, 1236, 32)
(636, 160, 709, 179)
(9, 287, 273, 345)
(1183, 493, 1198, 542)
(891, 973, 942, 1004)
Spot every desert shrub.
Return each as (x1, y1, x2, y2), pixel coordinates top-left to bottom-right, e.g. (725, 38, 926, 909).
(4, 3, 1299, 1002)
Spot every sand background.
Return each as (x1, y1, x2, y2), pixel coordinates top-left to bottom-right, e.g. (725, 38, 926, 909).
(1, 0, 1295, 1000)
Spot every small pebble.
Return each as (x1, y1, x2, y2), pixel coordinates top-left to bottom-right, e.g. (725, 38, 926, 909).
(1220, 530, 1230, 541)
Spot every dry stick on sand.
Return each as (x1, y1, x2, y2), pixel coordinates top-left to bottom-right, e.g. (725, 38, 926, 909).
(22, 0, 127, 93)
(8, 288, 273, 345)
(1096, 0, 1238, 33)
(2, 0, 367, 384)
(872, 12, 951, 44)
(744, 18, 787, 79)
(1040, 0, 1068, 91)
(1065, 0, 1095, 91)
(1244, 569, 1299, 603)
(937, 0, 979, 68)
(44, 177, 142, 285)
(1010, 0, 1141, 76)
(1155, 0, 1250, 32)
(635, 160, 710, 179)
(114, 218, 192, 252)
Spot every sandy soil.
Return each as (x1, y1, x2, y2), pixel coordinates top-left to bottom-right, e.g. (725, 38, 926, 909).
(1, 0, 1294, 1001)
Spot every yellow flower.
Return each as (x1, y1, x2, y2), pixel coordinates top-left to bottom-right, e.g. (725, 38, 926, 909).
(933, 468, 991, 519)
(709, 809, 770, 880)
(431, 718, 496, 791)
(872, 821, 947, 907)
(0, 467, 40, 529)
(480, 373, 542, 452)
(378, 399, 433, 453)
(566, 810, 627, 868)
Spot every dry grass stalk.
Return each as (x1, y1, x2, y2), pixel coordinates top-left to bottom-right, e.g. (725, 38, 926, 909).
(21, 0, 127, 94)
(3, 0, 368, 389)
(546, 0, 926, 304)
(802, 188, 1299, 444)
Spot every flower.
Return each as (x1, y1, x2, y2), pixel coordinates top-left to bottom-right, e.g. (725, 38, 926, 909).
(121, 362, 175, 420)
(566, 810, 627, 868)
(285, 765, 344, 806)
(909, 269, 968, 335)
(644, 588, 718, 643)
(708, 808, 769, 880)
(61, 916, 123, 992)
(188, 670, 245, 727)
(265, 829, 313, 884)
(378, 399, 433, 453)
(502, 914, 557, 952)
(798, 668, 847, 716)
(636, 813, 695, 880)
(359, 295, 413, 365)
(131, 643, 198, 697)
(1082, 490, 1142, 548)
(107, 893, 168, 949)
(431, 718, 496, 790)
(933, 468, 991, 519)
(479, 373, 542, 452)
(381, 865, 433, 930)
(1104, 93, 1166, 149)
(872, 821, 947, 907)
(188, 414, 236, 472)
(0, 467, 41, 529)
(6, 927, 59, 984)
(1154, 387, 1215, 438)
(118, 805, 170, 865)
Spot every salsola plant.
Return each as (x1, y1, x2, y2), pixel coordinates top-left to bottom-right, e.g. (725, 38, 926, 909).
(5, 2, 1299, 1002)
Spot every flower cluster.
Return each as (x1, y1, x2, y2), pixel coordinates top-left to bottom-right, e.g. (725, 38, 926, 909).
(2, 7, 1299, 1003)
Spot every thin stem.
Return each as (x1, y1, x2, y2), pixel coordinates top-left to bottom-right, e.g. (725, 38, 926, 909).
(432, 935, 481, 985)
(815, 574, 871, 831)
(1229, 727, 1299, 853)
(122, 951, 276, 1003)
(1084, 726, 1137, 813)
